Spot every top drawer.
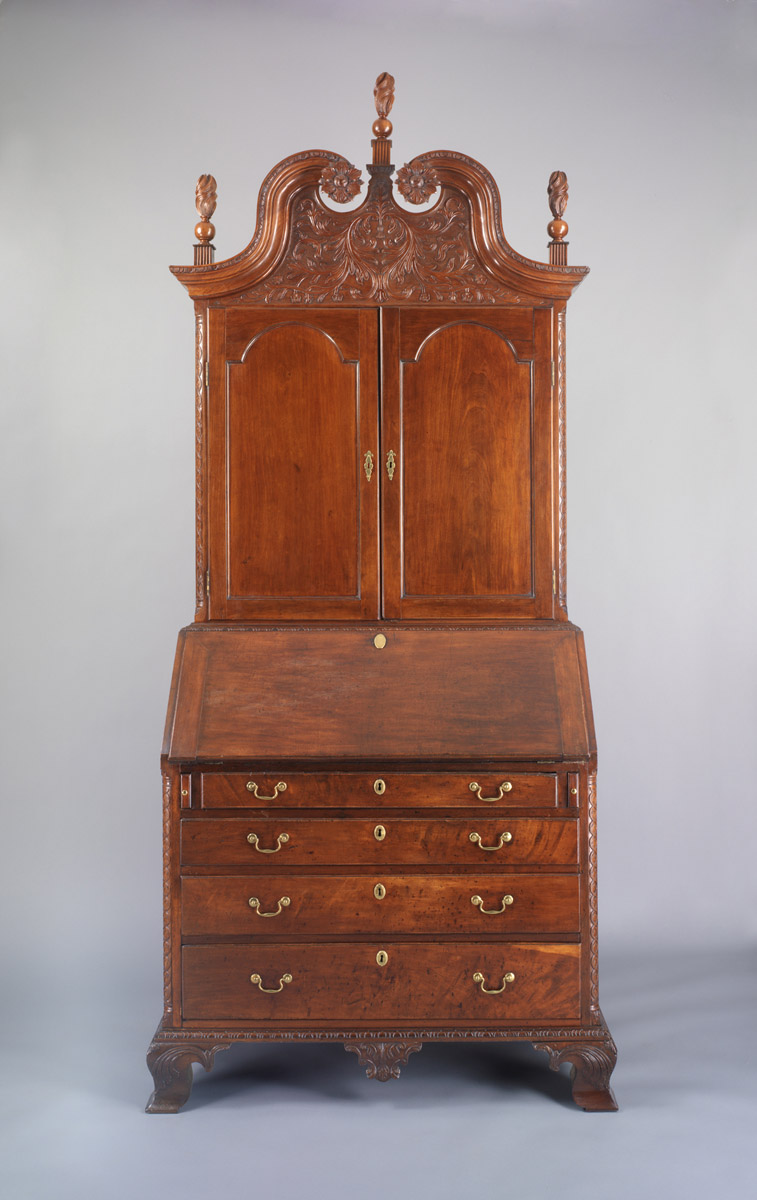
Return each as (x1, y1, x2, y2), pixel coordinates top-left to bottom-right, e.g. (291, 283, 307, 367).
(198, 772, 559, 810)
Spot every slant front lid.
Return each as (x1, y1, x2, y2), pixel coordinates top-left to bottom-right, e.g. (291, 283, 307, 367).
(164, 626, 594, 763)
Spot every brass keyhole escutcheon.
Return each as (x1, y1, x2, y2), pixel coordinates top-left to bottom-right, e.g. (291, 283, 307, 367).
(374, 824, 386, 841)
(374, 778, 386, 795)
(374, 883, 386, 900)
(376, 950, 388, 966)
(373, 633, 386, 649)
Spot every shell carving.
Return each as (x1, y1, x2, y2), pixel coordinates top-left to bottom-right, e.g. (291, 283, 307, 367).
(373, 72, 395, 118)
(319, 160, 363, 204)
(548, 171, 568, 219)
(195, 174, 217, 220)
(396, 161, 440, 205)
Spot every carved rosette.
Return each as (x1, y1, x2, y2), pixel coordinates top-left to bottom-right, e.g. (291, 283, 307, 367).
(345, 1039, 422, 1081)
(319, 160, 363, 204)
(396, 160, 440, 205)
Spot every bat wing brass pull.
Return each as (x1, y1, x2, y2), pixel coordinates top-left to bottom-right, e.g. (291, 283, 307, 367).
(250, 972, 293, 994)
(468, 831, 513, 851)
(473, 970, 515, 994)
(469, 781, 512, 802)
(248, 896, 291, 918)
(471, 894, 514, 915)
(247, 832, 290, 854)
(246, 781, 287, 799)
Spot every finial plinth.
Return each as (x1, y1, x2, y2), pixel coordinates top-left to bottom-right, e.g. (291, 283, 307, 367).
(372, 72, 395, 166)
(194, 174, 217, 265)
(547, 170, 569, 265)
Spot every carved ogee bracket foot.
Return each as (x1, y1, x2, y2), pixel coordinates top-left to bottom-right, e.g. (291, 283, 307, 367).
(344, 1039, 423, 1082)
(145, 1037, 230, 1113)
(534, 1025, 618, 1112)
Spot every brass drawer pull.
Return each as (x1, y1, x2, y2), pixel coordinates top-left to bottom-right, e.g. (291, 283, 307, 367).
(247, 832, 290, 854)
(248, 895, 291, 918)
(250, 971, 293, 994)
(473, 970, 515, 995)
(471, 893, 514, 915)
(469, 830, 512, 851)
(246, 781, 287, 799)
(469, 780, 512, 802)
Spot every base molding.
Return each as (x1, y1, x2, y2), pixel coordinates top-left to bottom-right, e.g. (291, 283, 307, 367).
(145, 1012, 617, 1112)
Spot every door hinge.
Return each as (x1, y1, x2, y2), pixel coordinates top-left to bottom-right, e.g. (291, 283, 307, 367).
(205, 568, 210, 596)
(204, 360, 209, 388)
(551, 361, 556, 388)
(552, 569, 557, 595)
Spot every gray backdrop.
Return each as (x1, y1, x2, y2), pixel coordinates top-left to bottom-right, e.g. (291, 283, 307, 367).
(1, 2, 755, 1197)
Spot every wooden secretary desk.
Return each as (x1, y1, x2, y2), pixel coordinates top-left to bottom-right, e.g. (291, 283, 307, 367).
(146, 74, 618, 1113)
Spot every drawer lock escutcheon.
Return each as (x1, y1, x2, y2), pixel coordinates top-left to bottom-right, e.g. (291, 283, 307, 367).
(471, 893, 514, 915)
(373, 883, 386, 900)
(469, 781, 513, 802)
(248, 896, 291, 918)
(376, 950, 389, 966)
(246, 781, 287, 799)
(373, 778, 386, 795)
(473, 970, 515, 995)
(469, 830, 512, 851)
(247, 832, 290, 854)
(250, 972, 293, 994)
(374, 824, 387, 841)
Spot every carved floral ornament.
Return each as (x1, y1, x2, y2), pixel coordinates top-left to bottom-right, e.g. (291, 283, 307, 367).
(319, 160, 363, 204)
(396, 160, 440, 205)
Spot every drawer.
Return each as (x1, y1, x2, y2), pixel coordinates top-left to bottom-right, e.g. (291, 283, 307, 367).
(198, 771, 559, 809)
(180, 816, 578, 868)
(181, 874, 580, 936)
(182, 942, 580, 1022)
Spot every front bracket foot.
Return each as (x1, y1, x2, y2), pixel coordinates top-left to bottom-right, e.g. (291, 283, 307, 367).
(534, 1024, 618, 1111)
(145, 1037, 231, 1113)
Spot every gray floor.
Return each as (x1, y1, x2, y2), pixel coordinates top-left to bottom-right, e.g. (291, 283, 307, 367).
(2, 948, 755, 1200)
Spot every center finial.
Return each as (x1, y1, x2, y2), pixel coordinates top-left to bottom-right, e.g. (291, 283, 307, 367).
(372, 73, 394, 165)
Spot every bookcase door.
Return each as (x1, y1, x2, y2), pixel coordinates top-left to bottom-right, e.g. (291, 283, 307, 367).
(207, 308, 380, 620)
(380, 307, 554, 620)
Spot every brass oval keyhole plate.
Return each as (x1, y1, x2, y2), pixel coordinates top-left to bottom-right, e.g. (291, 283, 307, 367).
(374, 824, 386, 841)
(373, 633, 387, 649)
(376, 950, 388, 966)
(373, 883, 386, 900)
(374, 778, 386, 795)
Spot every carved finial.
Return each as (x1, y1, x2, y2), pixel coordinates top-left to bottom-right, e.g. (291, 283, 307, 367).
(547, 170, 569, 265)
(194, 174, 217, 265)
(371, 72, 394, 166)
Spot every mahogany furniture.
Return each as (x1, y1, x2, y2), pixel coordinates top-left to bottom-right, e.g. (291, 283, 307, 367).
(146, 74, 618, 1113)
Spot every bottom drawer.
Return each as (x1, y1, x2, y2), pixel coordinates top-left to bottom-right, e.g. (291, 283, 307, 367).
(182, 942, 580, 1023)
